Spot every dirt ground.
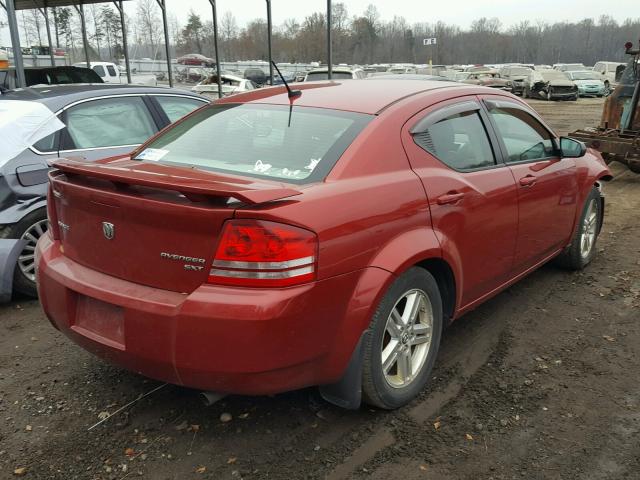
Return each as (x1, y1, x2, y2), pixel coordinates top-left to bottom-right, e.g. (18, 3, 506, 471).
(1, 97, 639, 480)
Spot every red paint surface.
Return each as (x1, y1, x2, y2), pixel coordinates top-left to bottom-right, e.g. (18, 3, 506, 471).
(37, 81, 611, 394)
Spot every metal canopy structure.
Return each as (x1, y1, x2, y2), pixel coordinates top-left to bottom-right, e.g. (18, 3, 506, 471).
(1, 0, 164, 88)
(3, 0, 335, 90)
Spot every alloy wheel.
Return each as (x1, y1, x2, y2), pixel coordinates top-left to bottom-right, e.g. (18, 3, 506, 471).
(18, 219, 48, 282)
(580, 199, 598, 259)
(381, 289, 434, 388)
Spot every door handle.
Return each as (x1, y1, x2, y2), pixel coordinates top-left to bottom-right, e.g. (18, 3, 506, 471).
(436, 192, 465, 205)
(519, 175, 537, 187)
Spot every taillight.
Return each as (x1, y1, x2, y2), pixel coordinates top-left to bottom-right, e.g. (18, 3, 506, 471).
(208, 220, 317, 287)
(46, 183, 60, 240)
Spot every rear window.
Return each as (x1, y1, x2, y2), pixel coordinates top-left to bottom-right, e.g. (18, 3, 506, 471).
(134, 104, 371, 184)
(306, 72, 354, 81)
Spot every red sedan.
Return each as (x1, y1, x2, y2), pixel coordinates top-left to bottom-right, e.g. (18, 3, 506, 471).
(36, 80, 611, 410)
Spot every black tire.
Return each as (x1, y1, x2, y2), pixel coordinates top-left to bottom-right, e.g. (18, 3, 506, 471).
(362, 267, 443, 409)
(556, 187, 602, 270)
(1, 208, 48, 297)
(546, 88, 553, 101)
(523, 86, 530, 98)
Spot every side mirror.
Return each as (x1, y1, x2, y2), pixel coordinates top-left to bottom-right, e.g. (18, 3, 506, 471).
(559, 137, 587, 158)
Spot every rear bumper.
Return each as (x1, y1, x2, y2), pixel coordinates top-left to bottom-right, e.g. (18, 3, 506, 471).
(36, 234, 391, 395)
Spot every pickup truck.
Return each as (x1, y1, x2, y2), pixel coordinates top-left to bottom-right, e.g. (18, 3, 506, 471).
(73, 61, 158, 86)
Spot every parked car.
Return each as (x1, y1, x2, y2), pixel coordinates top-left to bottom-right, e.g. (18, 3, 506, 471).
(73, 62, 157, 86)
(0, 84, 208, 299)
(523, 69, 578, 100)
(592, 61, 626, 93)
(416, 65, 447, 77)
(304, 67, 366, 81)
(565, 71, 606, 97)
(0, 66, 103, 91)
(177, 54, 216, 67)
(37, 80, 611, 410)
(191, 73, 257, 99)
(365, 74, 450, 82)
(387, 66, 416, 74)
(243, 68, 267, 86)
(499, 65, 533, 95)
(456, 70, 513, 92)
(553, 63, 586, 72)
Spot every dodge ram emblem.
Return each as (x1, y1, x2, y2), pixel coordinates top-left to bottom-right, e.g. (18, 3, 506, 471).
(102, 222, 115, 240)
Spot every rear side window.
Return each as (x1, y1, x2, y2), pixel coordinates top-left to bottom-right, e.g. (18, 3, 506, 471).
(65, 97, 156, 149)
(134, 104, 371, 184)
(487, 106, 555, 162)
(155, 96, 205, 122)
(414, 111, 495, 171)
(93, 65, 106, 77)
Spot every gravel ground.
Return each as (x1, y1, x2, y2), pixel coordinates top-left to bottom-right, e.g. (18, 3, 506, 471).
(1, 97, 639, 480)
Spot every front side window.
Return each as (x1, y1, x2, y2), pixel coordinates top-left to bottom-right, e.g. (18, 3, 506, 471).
(65, 96, 156, 149)
(107, 65, 117, 76)
(155, 96, 205, 123)
(413, 110, 496, 171)
(134, 104, 371, 184)
(488, 106, 555, 163)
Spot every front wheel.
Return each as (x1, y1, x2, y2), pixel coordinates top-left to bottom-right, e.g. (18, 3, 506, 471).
(361, 267, 443, 409)
(556, 187, 602, 270)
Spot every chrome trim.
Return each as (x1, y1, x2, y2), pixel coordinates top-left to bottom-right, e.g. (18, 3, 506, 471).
(209, 265, 314, 280)
(212, 256, 314, 271)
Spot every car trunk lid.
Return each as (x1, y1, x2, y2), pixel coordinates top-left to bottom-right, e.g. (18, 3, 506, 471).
(49, 157, 301, 293)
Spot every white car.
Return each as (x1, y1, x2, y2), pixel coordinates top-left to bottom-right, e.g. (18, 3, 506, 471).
(592, 61, 626, 93)
(304, 67, 366, 81)
(73, 61, 157, 86)
(191, 73, 256, 99)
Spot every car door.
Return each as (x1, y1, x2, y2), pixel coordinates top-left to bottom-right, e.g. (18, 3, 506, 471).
(481, 96, 578, 272)
(402, 97, 519, 307)
(59, 95, 161, 161)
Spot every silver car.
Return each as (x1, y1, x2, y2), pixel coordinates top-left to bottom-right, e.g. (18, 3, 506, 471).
(0, 84, 208, 300)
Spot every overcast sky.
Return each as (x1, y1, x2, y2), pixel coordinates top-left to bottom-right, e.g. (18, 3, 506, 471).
(1, 0, 637, 47)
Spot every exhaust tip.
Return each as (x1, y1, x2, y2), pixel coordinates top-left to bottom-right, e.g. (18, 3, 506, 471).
(199, 391, 225, 407)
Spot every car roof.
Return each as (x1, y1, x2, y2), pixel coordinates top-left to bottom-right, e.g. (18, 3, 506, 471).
(218, 79, 464, 114)
(0, 84, 204, 111)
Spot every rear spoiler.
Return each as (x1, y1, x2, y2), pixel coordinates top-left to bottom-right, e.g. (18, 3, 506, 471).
(50, 158, 302, 205)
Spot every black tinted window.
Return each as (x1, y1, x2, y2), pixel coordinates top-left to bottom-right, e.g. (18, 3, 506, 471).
(107, 65, 117, 76)
(414, 110, 495, 170)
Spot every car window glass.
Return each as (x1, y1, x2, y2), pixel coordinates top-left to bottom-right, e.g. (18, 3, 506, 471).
(93, 65, 106, 77)
(414, 110, 495, 170)
(107, 65, 117, 76)
(66, 96, 156, 149)
(33, 131, 58, 152)
(135, 104, 371, 184)
(155, 96, 204, 123)
(488, 106, 555, 162)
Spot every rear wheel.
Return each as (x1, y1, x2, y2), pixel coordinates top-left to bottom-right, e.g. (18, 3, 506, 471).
(362, 267, 443, 409)
(556, 187, 602, 270)
(2, 209, 48, 297)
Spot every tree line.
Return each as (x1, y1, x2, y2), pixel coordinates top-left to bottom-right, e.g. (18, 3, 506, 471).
(4, 3, 639, 66)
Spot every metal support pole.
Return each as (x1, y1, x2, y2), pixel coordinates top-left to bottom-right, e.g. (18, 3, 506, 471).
(113, 0, 131, 83)
(75, 3, 91, 68)
(208, 0, 222, 98)
(41, 2, 55, 65)
(155, 0, 173, 87)
(266, 0, 273, 85)
(5, 0, 26, 87)
(327, 0, 332, 79)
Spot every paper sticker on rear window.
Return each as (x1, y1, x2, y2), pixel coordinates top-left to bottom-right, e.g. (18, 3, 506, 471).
(136, 148, 169, 161)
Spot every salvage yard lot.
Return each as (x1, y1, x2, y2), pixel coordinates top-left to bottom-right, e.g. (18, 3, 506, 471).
(1, 97, 639, 480)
